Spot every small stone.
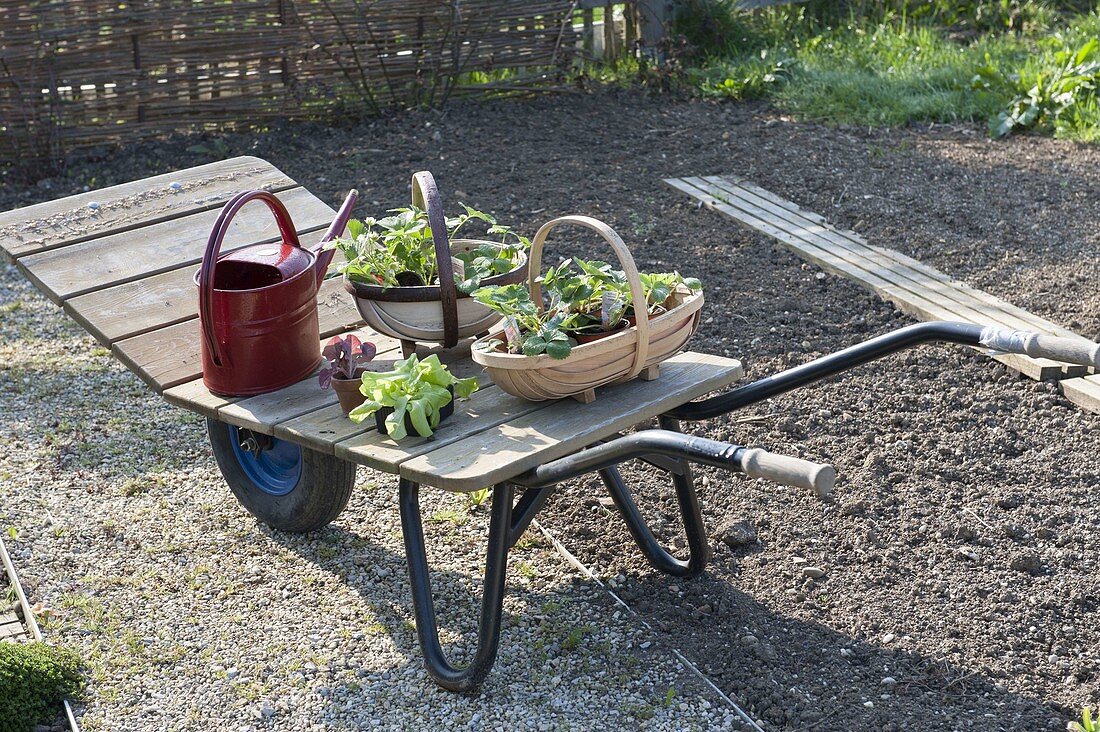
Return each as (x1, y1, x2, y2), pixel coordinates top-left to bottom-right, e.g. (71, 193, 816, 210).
(957, 547, 980, 562)
(777, 418, 800, 434)
(715, 520, 757, 548)
(882, 633, 896, 644)
(881, 676, 897, 686)
(740, 634, 758, 646)
(168, 181, 183, 191)
(802, 566, 824, 579)
(1009, 551, 1042, 575)
(815, 272, 826, 280)
(87, 201, 100, 211)
(840, 648, 853, 657)
(842, 499, 868, 516)
(260, 704, 276, 719)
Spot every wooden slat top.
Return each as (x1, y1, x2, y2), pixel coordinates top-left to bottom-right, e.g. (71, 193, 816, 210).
(397, 352, 743, 491)
(167, 349, 743, 492)
(0, 156, 295, 260)
(0, 156, 363, 393)
(19, 185, 333, 304)
(5, 157, 745, 493)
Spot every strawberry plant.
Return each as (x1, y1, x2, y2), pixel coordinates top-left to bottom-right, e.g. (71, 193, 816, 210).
(329, 205, 528, 294)
(472, 263, 702, 360)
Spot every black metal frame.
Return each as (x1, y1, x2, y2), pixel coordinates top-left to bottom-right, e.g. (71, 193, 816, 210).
(396, 425, 727, 691)
(398, 321, 994, 692)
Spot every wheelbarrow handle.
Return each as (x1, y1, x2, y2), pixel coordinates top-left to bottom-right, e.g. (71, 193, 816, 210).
(980, 327, 1100, 370)
(511, 429, 835, 497)
(666, 321, 1099, 422)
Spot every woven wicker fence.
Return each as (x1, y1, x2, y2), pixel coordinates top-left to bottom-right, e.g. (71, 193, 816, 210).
(0, 0, 591, 165)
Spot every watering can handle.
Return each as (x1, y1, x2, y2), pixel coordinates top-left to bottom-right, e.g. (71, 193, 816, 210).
(198, 190, 302, 368)
(311, 189, 359, 288)
(411, 171, 460, 349)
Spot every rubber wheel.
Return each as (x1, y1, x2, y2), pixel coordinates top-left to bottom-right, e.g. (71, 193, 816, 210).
(206, 418, 356, 532)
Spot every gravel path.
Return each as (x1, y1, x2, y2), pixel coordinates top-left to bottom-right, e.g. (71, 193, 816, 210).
(0, 262, 741, 730)
(2, 89, 1099, 731)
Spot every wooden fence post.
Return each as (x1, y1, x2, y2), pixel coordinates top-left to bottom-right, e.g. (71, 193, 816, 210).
(637, 0, 672, 60)
(132, 32, 145, 123)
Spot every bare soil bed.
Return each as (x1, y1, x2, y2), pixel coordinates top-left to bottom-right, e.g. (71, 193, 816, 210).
(2, 89, 1099, 731)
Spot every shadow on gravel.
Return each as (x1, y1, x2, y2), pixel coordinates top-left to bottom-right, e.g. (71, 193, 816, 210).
(270, 519, 589, 677)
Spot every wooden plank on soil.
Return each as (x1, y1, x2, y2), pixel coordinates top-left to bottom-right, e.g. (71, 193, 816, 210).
(399, 352, 744, 492)
(687, 175, 1080, 379)
(666, 177, 1056, 379)
(706, 175, 1088, 342)
(19, 186, 332, 304)
(0, 156, 296, 260)
(666, 175, 1081, 381)
(1062, 376, 1100, 414)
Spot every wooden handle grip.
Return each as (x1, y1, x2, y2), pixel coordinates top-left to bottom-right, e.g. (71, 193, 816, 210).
(739, 448, 836, 498)
(1023, 333, 1100, 369)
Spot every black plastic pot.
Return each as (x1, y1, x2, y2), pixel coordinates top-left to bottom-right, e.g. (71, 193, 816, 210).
(374, 385, 455, 437)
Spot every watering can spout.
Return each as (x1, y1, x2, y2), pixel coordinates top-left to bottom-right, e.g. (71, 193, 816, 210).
(312, 189, 359, 288)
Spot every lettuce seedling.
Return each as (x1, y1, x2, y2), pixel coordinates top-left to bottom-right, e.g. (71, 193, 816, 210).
(347, 354, 478, 440)
(318, 334, 377, 389)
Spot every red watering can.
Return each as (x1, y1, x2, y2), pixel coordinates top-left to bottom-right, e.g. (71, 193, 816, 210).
(196, 189, 358, 396)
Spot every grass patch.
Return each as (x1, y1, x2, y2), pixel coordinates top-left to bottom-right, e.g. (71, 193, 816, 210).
(0, 643, 83, 732)
(774, 24, 1024, 125)
(670, 0, 1100, 140)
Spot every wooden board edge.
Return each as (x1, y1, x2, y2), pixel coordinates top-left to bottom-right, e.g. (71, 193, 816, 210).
(0, 156, 297, 260)
(1061, 377, 1100, 415)
(669, 178, 1080, 382)
(398, 354, 745, 492)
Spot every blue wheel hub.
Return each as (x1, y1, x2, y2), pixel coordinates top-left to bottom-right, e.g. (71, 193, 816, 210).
(228, 425, 303, 496)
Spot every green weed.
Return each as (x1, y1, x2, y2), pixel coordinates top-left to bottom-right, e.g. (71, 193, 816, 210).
(1071, 708, 1100, 732)
(465, 488, 491, 510)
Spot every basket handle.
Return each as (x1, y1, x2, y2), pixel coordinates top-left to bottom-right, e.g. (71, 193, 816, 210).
(529, 215, 650, 380)
(198, 190, 303, 367)
(411, 171, 459, 349)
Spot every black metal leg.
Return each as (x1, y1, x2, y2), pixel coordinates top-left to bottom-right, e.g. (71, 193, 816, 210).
(599, 463, 709, 578)
(508, 487, 554, 548)
(399, 479, 515, 692)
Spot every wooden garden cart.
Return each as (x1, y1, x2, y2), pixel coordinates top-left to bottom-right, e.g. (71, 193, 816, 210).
(3, 157, 1097, 692)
